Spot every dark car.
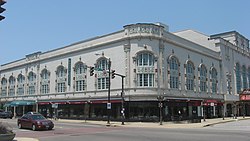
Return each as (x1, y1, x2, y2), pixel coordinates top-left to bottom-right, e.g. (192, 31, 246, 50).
(0, 109, 13, 119)
(17, 113, 54, 131)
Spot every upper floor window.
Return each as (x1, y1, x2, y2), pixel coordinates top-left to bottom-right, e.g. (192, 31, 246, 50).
(211, 68, 217, 93)
(1, 78, 7, 96)
(17, 74, 25, 84)
(242, 65, 247, 89)
(57, 66, 66, 78)
(41, 69, 49, 80)
(56, 66, 66, 93)
(236, 63, 241, 94)
(17, 74, 25, 95)
(75, 62, 87, 74)
(137, 52, 154, 66)
(136, 52, 155, 87)
(28, 72, 36, 95)
(75, 62, 87, 91)
(96, 58, 109, 89)
(41, 69, 50, 94)
(28, 72, 36, 82)
(199, 64, 207, 92)
(169, 56, 179, 89)
(9, 76, 15, 85)
(8, 76, 16, 96)
(186, 61, 194, 91)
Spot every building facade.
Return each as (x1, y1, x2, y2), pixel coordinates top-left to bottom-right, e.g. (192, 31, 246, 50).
(0, 23, 249, 122)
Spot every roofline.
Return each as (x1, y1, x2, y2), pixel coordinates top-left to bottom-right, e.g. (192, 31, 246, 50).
(210, 30, 249, 41)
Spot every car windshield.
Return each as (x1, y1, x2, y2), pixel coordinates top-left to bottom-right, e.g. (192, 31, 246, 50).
(31, 115, 46, 120)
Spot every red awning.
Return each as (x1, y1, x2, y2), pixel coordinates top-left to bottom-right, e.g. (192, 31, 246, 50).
(91, 100, 122, 104)
(38, 102, 51, 105)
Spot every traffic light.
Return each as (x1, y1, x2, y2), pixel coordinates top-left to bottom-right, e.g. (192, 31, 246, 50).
(111, 70, 115, 79)
(90, 67, 94, 76)
(0, 0, 6, 21)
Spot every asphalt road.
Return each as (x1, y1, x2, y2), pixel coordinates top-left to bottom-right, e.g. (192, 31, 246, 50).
(1, 118, 250, 141)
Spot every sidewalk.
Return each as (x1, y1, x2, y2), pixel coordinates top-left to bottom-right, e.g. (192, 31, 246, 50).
(57, 116, 250, 128)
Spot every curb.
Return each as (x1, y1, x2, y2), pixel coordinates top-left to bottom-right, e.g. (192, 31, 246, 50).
(14, 137, 39, 141)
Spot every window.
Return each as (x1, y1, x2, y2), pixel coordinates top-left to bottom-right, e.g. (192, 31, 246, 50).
(17, 74, 25, 95)
(1, 78, 7, 96)
(28, 72, 36, 95)
(75, 62, 87, 91)
(136, 52, 155, 87)
(137, 74, 154, 87)
(137, 53, 154, 66)
(242, 65, 247, 89)
(97, 58, 109, 90)
(186, 61, 194, 90)
(211, 68, 217, 93)
(169, 56, 179, 89)
(200, 65, 207, 92)
(28, 86, 35, 95)
(236, 63, 241, 94)
(41, 69, 50, 94)
(56, 66, 66, 93)
(75, 63, 86, 74)
(57, 83, 66, 93)
(8, 76, 15, 96)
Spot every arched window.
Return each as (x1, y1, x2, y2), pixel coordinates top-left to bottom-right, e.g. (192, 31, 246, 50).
(235, 63, 241, 94)
(1, 78, 7, 96)
(169, 56, 179, 89)
(41, 69, 50, 94)
(211, 68, 217, 93)
(136, 52, 155, 87)
(199, 64, 207, 92)
(28, 72, 36, 95)
(8, 76, 15, 96)
(186, 61, 194, 90)
(96, 58, 109, 89)
(56, 66, 66, 93)
(17, 74, 25, 95)
(75, 62, 87, 91)
(242, 65, 247, 89)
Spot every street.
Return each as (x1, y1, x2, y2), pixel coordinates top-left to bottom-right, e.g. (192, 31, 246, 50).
(1, 118, 250, 141)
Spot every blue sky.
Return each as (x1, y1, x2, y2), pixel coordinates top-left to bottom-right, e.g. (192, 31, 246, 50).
(1, 0, 249, 65)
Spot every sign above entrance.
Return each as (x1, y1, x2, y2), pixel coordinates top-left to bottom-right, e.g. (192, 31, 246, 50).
(240, 89, 250, 101)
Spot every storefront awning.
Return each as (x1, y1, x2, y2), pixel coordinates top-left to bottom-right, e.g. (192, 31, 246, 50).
(3, 103, 11, 107)
(8, 100, 36, 106)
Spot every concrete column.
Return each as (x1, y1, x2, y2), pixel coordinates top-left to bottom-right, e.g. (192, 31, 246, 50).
(13, 106, 16, 118)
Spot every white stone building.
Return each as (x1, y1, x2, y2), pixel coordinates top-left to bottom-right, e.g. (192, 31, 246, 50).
(0, 23, 249, 122)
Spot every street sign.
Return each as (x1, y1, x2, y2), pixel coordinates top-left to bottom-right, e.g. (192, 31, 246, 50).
(107, 103, 111, 109)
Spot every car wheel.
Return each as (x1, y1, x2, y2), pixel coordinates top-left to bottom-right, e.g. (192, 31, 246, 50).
(18, 123, 22, 129)
(32, 124, 36, 131)
(48, 127, 53, 130)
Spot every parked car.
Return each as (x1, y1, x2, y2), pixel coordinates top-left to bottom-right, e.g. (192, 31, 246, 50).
(0, 109, 13, 119)
(17, 113, 54, 131)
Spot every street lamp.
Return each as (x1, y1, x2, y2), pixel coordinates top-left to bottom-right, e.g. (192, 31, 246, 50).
(157, 95, 164, 125)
